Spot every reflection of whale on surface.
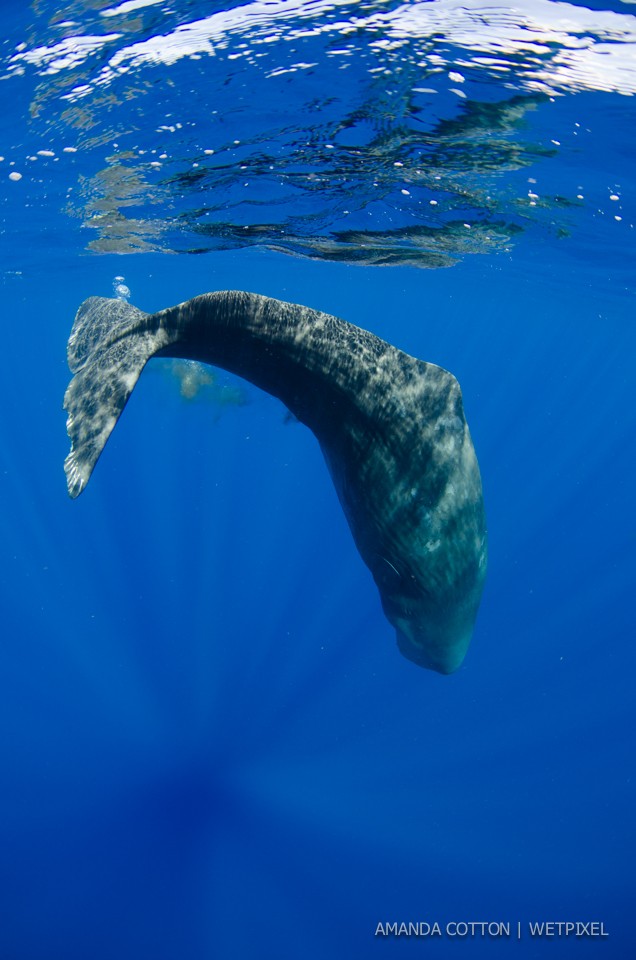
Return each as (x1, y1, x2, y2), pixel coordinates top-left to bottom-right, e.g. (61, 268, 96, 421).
(63, 291, 487, 674)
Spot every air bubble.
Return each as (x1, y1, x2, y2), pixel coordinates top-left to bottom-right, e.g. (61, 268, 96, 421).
(113, 277, 131, 301)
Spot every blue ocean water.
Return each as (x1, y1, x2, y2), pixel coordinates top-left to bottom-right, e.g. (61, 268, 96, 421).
(1, 2, 635, 958)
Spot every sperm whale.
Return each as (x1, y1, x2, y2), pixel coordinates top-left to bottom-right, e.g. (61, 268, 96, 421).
(63, 291, 487, 673)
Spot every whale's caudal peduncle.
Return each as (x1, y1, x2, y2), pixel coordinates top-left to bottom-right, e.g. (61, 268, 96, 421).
(64, 291, 487, 673)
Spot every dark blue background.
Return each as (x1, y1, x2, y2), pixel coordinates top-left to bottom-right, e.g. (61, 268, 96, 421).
(1, 243, 633, 958)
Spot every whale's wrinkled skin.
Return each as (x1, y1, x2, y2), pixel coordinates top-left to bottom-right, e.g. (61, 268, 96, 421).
(64, 291, 487, 673)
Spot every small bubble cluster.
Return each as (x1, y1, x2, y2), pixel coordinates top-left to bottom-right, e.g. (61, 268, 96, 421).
(113, 276, 131, 300)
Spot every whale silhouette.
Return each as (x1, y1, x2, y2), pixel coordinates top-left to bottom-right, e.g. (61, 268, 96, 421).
(64, 291, 487, 673)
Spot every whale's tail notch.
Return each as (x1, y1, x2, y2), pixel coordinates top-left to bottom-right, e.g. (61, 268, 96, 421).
(63, 296, 163, 498)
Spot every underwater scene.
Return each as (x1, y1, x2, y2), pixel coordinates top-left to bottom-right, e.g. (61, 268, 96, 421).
(1, 1, 635, 957)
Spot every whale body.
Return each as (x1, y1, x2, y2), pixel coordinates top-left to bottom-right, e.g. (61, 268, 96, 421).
(64, 291, 487, 673)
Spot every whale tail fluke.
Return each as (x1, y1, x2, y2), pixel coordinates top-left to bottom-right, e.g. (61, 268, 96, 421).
(64, 296, 163, 498)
